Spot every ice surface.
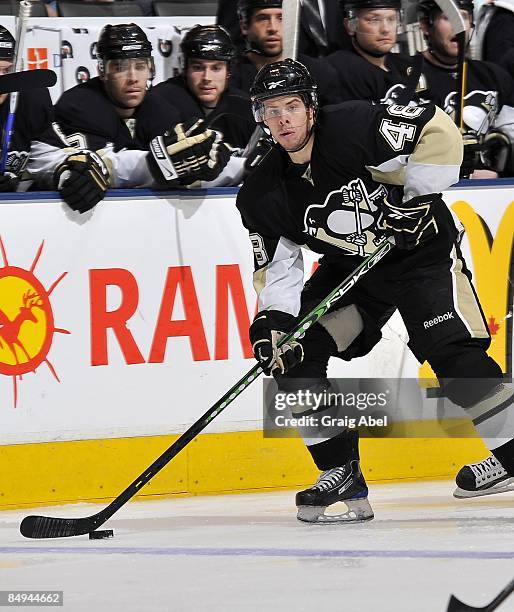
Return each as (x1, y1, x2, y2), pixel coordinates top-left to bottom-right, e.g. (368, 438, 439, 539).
(1, 481, 513, 611)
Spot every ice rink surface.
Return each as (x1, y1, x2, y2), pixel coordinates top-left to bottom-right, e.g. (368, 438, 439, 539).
(1, 480, 513, 612)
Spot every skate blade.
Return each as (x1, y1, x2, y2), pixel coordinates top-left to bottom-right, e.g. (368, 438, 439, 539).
(297, 498, 374, 524)
(453, 477, 514, 499)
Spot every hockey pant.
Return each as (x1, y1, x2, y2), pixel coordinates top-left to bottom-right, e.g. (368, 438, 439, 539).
(276, 212, 514, 473)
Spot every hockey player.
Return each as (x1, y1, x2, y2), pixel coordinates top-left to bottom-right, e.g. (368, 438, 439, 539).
(231, 0, 342, 106)
(154, 25, 254, 153)
(0, 26, 55, 192)
(417, 0, 514, 178)
(237, 59, 514, 523)
(29, 24, 230, 212)
(326, 0, 417, 104)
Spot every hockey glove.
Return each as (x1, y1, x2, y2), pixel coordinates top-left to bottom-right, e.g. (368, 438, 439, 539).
(54, 149, 110, 214)
(0, 171, 19, 192)
(148, 119, 231, 186)
(480, 131, 512, 174)
(380, 193, 440, 250)
(249, 310, 304, 376)
(243, 137, 272, 176)
(460, 134, 482, 179)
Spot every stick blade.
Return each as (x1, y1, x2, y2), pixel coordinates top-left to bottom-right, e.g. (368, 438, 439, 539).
(433, 0, 466, 35)
(20, 515, 95, 539)
(447, 594, 479, 612)
(0, 69, 57, 94)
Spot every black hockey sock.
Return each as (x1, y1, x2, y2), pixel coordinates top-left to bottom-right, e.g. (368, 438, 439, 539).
(306, 428, 359, 470)
(491, 438, 514, 475)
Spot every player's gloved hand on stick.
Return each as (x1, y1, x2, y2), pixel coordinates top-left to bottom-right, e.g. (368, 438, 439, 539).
(54, 149, 110, 214)
(460, 134, 482, 178)
(148, 119, 230, 186)
(249, 310, 304, 375)
(0, 171, 19, 192)
(380, 192, 440, 250)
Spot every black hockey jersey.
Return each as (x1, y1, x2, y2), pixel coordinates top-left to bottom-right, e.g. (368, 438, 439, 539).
(237, 102, 462, 315)
(0, 88, 54, 177)
(326, 48, 418, 104)
(230, 53, 342, 106)
(153, 76, 255, 150)
(52, 77, 181, 151)
(416, 57, 514, 137)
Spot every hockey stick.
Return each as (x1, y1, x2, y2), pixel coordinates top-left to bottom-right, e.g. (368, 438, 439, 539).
(433, 0, 467, 129)
(0, 0, 31, 173)
(20, 237, 393, 539)
(282, 0, 300, 60)
(447, 577, 514, 611)
(0, 69, 56, 93)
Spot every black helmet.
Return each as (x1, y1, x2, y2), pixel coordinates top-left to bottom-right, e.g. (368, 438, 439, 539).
(0, 26, 15, 60)
(237, 0, 282, 26)
(418, 0, 474, 23)
(97, 23, 152, 62)
(339, 0, 401, 18)
(181, 25, 235, 62)
(250, 58, 317, 123)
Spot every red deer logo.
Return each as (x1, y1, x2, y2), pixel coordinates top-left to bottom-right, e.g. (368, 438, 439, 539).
(0, 237, 69, 407)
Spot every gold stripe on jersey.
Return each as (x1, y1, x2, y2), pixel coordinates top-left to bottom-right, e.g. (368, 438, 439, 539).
(368, 106, 462, 198)
(450, 245, 490, 339)
(253, 266, 268, 300)
(410, 106, 463, 168)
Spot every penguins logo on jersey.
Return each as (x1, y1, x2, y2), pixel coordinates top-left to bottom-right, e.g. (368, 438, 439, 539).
(304, 179, 386, 255)
(380, 84, 407, 106)
(443, 89, 498, 135)
(5, 151, 29, 176)
(158, 39, 173, 57)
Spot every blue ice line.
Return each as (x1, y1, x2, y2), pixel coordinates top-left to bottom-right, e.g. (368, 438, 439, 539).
(0, 547, 513, 559)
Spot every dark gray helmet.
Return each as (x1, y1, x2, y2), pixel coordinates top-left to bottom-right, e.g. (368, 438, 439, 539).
(181, 25, 235, 62)
(250, 58, 317, 123)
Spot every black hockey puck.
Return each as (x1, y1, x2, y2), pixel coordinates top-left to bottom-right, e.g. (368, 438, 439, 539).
(89, 529, 114, 540)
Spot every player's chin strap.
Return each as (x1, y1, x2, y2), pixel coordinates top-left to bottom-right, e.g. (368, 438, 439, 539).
(281, 109, 317, 154)
(260, 112, 315, 154)
(285, 123, 315, 153)
(352, 37, 387, 59)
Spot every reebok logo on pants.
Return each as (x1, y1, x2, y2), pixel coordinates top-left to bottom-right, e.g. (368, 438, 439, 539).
(424, 311, 455, 329)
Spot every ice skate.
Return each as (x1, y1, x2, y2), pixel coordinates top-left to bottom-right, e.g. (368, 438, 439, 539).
(296, 459, 374, 524)
(454, 454, 514, 498)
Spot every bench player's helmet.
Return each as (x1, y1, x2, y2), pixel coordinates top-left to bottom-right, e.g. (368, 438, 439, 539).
(418, 0, 475, 25)
(339, 0, 401, 19)
(250, 58, 318, 123)
(0, 26, 15, 60)
(181, 25, 235, 65)
(97, 23, 154, 78)
(237, 0, 282, 27)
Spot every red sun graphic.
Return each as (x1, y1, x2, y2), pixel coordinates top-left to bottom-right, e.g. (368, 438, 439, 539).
(0, 237, 70, 407)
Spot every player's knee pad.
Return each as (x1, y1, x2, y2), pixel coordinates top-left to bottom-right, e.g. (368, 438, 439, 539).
(318, 302, 388, 362)
(318, 304, 363, 353)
